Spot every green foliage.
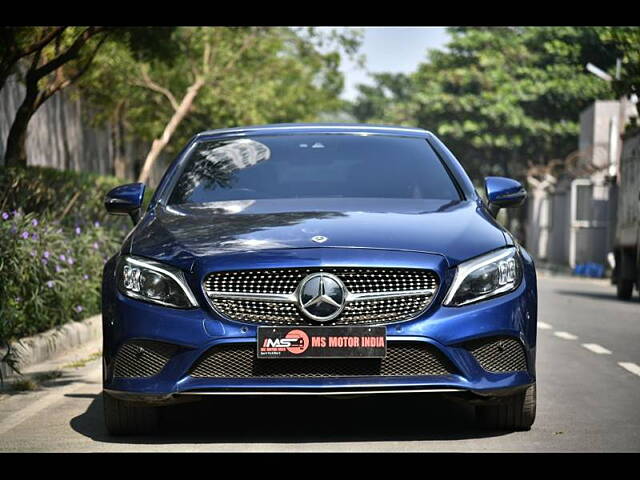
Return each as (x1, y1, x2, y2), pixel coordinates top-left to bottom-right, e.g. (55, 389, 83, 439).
(351, 72, 413, 124)
(115, 27, 178, 64)
(78, 27, 362, 160)
(0, 165, 139, 230)
(0, 209, 119, 342)
(0, 166, 149, 345)
(598, 27, 640, 98)
(351, 27, 634, 181)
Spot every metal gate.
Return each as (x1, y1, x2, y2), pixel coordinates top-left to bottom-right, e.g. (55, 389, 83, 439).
(569, 179, 611, 268)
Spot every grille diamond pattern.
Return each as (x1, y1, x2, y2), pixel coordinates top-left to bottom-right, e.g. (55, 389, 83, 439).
(204, 267, 438, 326)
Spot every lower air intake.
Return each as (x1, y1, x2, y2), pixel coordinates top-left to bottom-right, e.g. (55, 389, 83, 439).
(464, 336, 528, 373)
(112, 340, 178, 378)
(190, 342, 457, 378)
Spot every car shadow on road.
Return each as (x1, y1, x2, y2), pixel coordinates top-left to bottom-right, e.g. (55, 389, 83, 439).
(69, 392, 511, 445)
(555, 289, 640, 303)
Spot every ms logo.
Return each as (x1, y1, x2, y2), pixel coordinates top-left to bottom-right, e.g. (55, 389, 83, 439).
(262, 329, 309, 354)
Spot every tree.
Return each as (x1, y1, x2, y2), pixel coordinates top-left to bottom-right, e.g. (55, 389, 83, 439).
(0, 27, 66, 92)
(352, 27, 624, 182)
(2, 27, 110, 168)
(351, 72, 413, 124)
(135, 27, 264, 183)
(351, 27, 640, 240)
(597, 27, 640, 99)
(80, 27, 361, 183)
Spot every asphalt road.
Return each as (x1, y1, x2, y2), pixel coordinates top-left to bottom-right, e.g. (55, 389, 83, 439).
(1, 274, 638, 452)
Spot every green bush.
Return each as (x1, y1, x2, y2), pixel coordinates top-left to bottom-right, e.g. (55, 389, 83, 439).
(0, 166, 153, 346)
(0, 165, 131, 230)
(0, 209, 120, 340)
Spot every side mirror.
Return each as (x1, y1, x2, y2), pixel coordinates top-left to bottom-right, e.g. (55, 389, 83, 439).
(484, 176, 527, 217)
(105, 183, 146, 225)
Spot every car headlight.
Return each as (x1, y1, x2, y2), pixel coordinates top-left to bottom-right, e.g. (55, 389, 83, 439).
(443, 247, 522, 307)
(117, 256, 198, 309)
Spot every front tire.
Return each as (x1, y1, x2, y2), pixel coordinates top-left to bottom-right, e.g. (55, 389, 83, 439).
(103, 391, 160, 435)
(476, 383, 536, 431)
(617, 278, 634, 300)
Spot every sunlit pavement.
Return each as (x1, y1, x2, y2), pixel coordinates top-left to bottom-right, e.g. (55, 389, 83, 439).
(1, 274, 638, 452)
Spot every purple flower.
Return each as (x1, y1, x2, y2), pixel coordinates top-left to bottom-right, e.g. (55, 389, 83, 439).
(41, 258, 48, 265)
(55, 265, 62, 273)
(94, 221, 101, 228)
(67, 257, 74, 265)
(10, 226, 17, 234)
(21, 231, 29, 239)
(30, 250, 36, 257)
(31, 233, 38, 241)
(75, 305, 84, 313)
(59, 254, 66, 262)
(92, 242, 99, 250)
(2, 212, 8, 220)
(83, 274, 89, 280)
(75, 227, 81, 235)
(46, 280, 54, 288)
(43, 251, 50, 259)
(32, 219, 38, 227)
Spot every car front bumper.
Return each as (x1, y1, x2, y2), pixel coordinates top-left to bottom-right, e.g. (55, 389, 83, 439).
(102, 254, 537, 404)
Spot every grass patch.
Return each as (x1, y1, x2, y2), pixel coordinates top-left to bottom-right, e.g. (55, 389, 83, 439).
(62, 351, 101, 369)
(10, 378, 38, 392)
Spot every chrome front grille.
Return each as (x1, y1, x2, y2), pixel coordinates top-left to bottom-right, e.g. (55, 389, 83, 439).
(203, 267, 438, 326)
(211, 298, 302, 326)
(341, 294, 431, 325)
(190, 342, 457, 378)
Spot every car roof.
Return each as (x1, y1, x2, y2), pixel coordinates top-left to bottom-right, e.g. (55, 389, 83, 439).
(195, 123, 431, 139)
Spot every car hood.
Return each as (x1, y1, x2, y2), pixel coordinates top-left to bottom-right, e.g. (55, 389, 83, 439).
(129, 197, 508, 268)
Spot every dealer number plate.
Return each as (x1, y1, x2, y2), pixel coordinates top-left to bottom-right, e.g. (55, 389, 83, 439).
(257, 326, 386, 359)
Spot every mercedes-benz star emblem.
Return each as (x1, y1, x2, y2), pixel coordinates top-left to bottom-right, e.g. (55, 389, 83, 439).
(297, 272, 345, 322)
(311, 235, 328, 243)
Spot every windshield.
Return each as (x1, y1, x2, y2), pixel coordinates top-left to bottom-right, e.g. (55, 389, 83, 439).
(167, 134, 460, 205)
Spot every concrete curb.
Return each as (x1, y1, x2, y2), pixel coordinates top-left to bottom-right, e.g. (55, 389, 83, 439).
(0, 315, 101, 381)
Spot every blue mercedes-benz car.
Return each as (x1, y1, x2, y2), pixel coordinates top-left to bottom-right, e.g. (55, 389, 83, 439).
(102, 124, 537, 435)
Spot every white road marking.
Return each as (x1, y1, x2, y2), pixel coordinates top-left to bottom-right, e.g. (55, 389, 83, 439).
(538, 322, 553, 330)
(581, 343, 612, 355)
(0, 365, 101, 435)
(618, 362, 640, 377)
(554, 331, 578, 340)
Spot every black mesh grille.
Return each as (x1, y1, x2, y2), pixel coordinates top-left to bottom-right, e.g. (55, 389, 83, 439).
(189, 342, 457, 378)
(464, 336, 528, 373)
(204, 267, 438, 326)
(113, 340, 178, 378)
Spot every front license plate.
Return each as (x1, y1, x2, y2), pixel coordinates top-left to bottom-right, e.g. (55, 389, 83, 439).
(257, 326, 386, 359)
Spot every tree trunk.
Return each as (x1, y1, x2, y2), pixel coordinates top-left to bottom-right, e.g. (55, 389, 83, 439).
(3, 82, 38, 168)
(3, 28, 107, 169)
(112, 101, 128, 179)
(137, 78, 204, 184)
